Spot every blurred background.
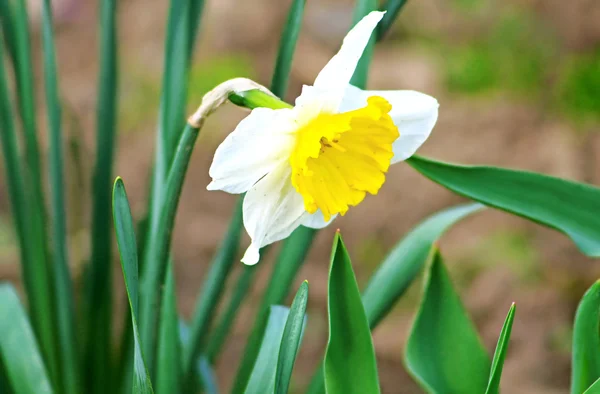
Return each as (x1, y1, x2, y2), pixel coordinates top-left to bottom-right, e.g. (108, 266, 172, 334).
(1, 0, 599, 392)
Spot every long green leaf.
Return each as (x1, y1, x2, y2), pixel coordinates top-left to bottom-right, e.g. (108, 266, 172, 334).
(363, 203, 484, 327)
(275, 281, 308, 394)
(271, 0, 305, 98)
(41, 2, 78, 393)
(232, 227, 316, 393)
(349, 0, 378, 88)
(113, 178, 154, 394)
(86, 0, 118, 390)
(405, 249, 491, 393)
(0, 284, 53, 394)
(572, 281, 600, 394)
(408, 155, 600, 257)
(183, 198, 243, 379)
(139, 123, 201, 372)
(156, 263, 181, 394)
(244, 306, 290, 394)
(485, 303, 516, 394)
(325, 232, 380, 394)
(187, 0, 206, 59)
(10, 0, 57, 381)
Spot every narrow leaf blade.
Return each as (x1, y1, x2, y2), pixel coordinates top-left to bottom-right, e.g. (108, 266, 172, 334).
(244, 306, 290, 394)
(325, 232, 380, 394)
(485, 303, 516, 394)
(156, 263, 181, 394)
(275, 281, 309, 394)
(405, 249, 491, 393)
(408, 155, 600, 257)
(112, 178, 154, 394)
(571, 281, 600, 394)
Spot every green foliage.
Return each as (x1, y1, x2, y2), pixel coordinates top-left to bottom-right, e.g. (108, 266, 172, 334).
(571, 281, 600, 394)
(486, 304, 516, 394)
(405, 249, 491, 393)
(325, 233, 380, 394)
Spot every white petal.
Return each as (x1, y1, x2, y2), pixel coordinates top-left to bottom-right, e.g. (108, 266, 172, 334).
(340, 85, 439, 163)
(241, 162, 306, 265)
(208, 107, 296, 194)
(301, 210, 337, 229)
(313, 11, 385, 92)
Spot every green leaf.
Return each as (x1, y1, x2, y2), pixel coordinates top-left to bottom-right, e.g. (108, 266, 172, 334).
(156, 263, 181, 394)
(232, 227, 316, 393)
(275, 281, 309, 394)
(229, 89, 293, 110)
(407, 155, 600, 257)
(377, 0, 409, 40)
(270, 0, 306, 98)
(0, 284, 53, 394)
(196, 357, 219, 394)
(4, 0, 57, 381)
(405, 249, 491, 393)
(485, 303, 516, 394)
(139, 122, 201, 373)
(584, 377, 600, 394)
(244, 306, 290, 394)
(363, 203, 484, 327)
(350, 0, 378, 88)
(41, 1, 78, 393)
(112, 178, 154, 394)
(325, 232, 380, 394)
(571, 281, 600, 394)
(86, 0, 118, 390)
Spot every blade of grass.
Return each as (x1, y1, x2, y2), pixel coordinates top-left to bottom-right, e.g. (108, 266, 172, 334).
(196, 357, 219, 394)
(113, 178, 154, 394)
(571, 281, 600, 394)
(155, 263, 181, 394)
(244, 306, 291, 394)
(0, 0, 17, 66)
(377, 0, 408, 40)
(275, 281, 308, 394)
(41, 1, 78, 393)
(325, 232, 380, 394)
(0, 284, 53, 394)
(205, 264, 259, 364)
(183, 198, 243, 378)
(408, 155, 600, 257)
(139, 122, 201, 374)
(405, 249, 491, 393)
(231, 227, 317, 393)
(9, 0, 57, 382)
(86, 0, 118, 391)
(187, 0, 205, 59)
(485, 303, 516, 394)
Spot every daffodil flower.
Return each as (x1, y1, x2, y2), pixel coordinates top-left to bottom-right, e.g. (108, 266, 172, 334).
(208, 11, 439, 265)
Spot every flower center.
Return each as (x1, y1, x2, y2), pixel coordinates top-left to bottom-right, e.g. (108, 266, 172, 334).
(290, 96, 399, 221)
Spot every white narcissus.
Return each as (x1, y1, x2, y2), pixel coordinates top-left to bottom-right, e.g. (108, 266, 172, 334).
(207, 11, 439, 265)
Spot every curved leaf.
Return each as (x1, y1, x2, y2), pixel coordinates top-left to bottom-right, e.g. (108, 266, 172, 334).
(485, 303, 516, 394)
(275, 281, 308, 394)
(0, 284, 53, 394)
(363, 203, 484, 327)
(572, 281, 600, 394)
(407, 155, 600, 257)
(244, 306, 290, 394)
(112, 178, 154, 394)
(325, 232, 380, 394)
(405, 249, 490, 393)
(584, 377, 600, 394)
